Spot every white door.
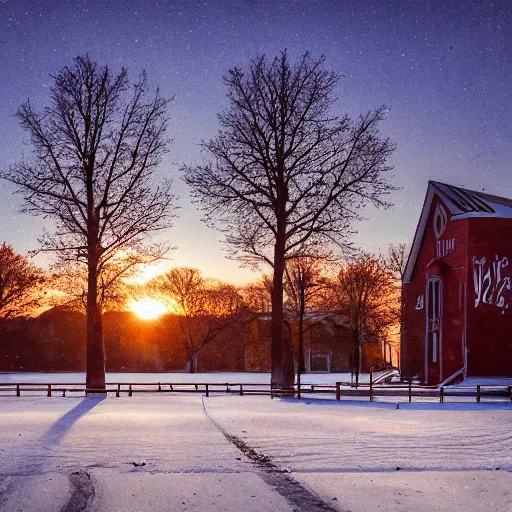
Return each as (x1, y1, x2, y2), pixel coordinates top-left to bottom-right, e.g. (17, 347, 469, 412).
(425, 277, 442, 382)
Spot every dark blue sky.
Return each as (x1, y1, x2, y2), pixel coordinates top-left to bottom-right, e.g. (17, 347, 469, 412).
(1, 0, 511, 283)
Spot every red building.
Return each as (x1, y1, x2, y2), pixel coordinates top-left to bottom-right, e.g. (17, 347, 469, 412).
(401, 181, 512, 384)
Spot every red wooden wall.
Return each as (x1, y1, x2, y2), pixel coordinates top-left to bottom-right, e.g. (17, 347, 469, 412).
(466, 218, 512, 376)
(402, 196, 467, 383)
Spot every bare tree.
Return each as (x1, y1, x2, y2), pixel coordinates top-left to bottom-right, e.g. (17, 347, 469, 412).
(0, 243, 45, 319)
(283, 256, 334, 394)
(149, 267, 245, 372)
(2, 56, 176, 390)
(284, 256, 332, 315)
(325, 254, 399, 385)
(383, 243, 408, 281)
(184, 51, 395, 388)
(381, 242, 408, 367)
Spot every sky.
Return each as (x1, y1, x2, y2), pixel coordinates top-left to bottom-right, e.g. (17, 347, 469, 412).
(0, 0, 510, 284)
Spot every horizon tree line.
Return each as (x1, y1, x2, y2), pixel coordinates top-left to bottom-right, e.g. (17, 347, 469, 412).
(0, 244, 404, 377)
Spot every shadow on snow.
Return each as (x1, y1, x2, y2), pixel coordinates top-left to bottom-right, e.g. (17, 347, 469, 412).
(41, 395, 106, 444)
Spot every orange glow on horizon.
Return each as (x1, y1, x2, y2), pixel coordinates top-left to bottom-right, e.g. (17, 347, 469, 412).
(125, 259, 257, 287)
(129, 298, 168, 320)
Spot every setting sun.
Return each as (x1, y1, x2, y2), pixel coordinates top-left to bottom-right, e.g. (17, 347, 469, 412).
(130, 298, 167, 320)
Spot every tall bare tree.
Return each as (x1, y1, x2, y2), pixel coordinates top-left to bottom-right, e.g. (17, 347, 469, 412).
(0, 243, 45, 320)
(2, 56, 176, 390)
(184, 51, 395, 388)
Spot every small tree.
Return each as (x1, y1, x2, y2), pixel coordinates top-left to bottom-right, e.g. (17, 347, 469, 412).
(0, 242, 45, 319)
(149, 267, 245, 372)
(381, 242, 408, 366)
(328, 254, 398, 386)
(383, 243, 408, 281)
(184, 51, 395, 388)
(2, 56, 176, 389)
(284, 257, 331, 315)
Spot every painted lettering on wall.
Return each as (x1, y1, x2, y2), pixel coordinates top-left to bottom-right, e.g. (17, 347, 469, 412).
(436, 238, 456, 258)
(473, 255, 511, 313)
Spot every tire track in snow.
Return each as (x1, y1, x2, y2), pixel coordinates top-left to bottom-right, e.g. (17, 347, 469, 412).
(201, 396, 339, 512)
(60, 470, 95, 512)
(0, 476, 14, 509)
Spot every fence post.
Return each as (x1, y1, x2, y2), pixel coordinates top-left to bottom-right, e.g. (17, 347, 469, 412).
(477, 385, 481, 403)
(336, 382, 340, 401)
(116, 384, 120, 398)
(47, 384, 52, 397)
(205, 384, 209, 398)
(440, 386, 444, 403)
(240, 384, 243, 396)
(16, 384, 20, 397)
(408, 379, 412, 403)
(158, 383, 161, 392)
(370, 377, 373, 402)
(508, 386, 512, 402)
(129, 384, 132, 397)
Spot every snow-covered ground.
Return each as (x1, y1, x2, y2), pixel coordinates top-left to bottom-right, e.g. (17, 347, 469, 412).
(453, 376, 512, 387)
(1, 382, 511, 511)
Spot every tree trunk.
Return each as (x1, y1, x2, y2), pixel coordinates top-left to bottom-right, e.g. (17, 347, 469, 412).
(188, 355, 197, 373)
(270, 223, 294, 390)
(85, 245, 106, 391)
(353, 325, 360, 388)
(297, 283, 305, 398)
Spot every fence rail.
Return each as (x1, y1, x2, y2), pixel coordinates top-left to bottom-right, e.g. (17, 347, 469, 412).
(337, 380, 512, 404)
(0, 381, 511, 403)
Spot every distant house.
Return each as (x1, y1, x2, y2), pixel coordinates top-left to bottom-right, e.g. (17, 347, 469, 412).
(244, 312, 385, 374)
(401, 181, 512, 384)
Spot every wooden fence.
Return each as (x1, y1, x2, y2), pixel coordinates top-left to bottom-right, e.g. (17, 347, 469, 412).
(336, 380, 512, 404)
(1, 381, 511, 403)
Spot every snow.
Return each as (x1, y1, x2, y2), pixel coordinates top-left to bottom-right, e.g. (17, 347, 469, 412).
(294, 471, 512, 512)
(454, 377, 512, 387)
(1, 377, 512, 511)
(0, 371, 370, 385)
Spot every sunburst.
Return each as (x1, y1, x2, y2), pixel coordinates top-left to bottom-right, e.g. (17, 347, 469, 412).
(129, 298, 167, 320)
